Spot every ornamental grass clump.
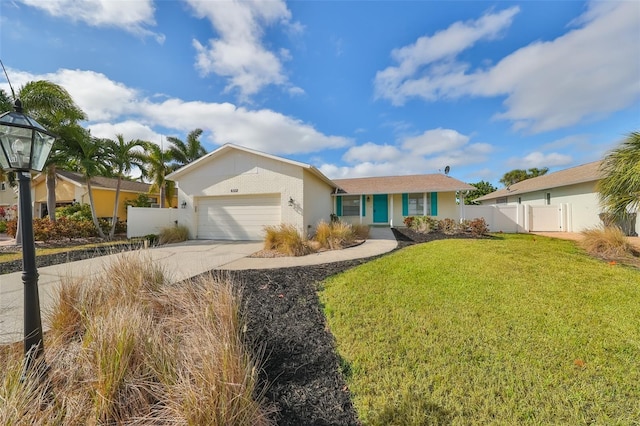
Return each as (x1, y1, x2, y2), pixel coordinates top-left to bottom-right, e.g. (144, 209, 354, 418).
(158, 224, 190, 245)
(579, 225, 637, 260)
(0, 253, 273, 425)
(314, 220, 366, 250)
(263, 223, 311, 256)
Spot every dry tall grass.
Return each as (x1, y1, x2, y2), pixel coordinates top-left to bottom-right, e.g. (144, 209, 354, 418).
(158, 224, 190, 245)
(314, 220, 368, 250)
(580, 226, 636, 260)
(0, 253, 273, 425)
(263, 223, 311, 256)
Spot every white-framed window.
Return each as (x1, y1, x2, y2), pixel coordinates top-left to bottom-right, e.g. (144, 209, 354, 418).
(341, 195, 360, 216)
(408, 193, 425, 215)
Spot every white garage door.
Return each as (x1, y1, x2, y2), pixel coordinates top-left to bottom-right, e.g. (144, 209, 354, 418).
(197, 194, 281, 240)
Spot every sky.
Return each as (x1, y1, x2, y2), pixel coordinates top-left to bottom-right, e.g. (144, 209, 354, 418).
(0, 0, 638, 187)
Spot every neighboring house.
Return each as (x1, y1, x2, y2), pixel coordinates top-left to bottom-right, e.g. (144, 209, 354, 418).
(474, 161, 638, 234)
(31, 170, 163, 220)
(333, 174, 474, 227)
(165, 143, 474, 240)
(0, 179, 16, 209)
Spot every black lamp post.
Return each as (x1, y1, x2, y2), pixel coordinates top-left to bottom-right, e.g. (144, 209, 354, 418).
(0, 99, 56, 371)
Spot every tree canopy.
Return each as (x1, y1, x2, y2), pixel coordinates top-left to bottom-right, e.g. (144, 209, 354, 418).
(464, 181, 497, 205)
(499, 167, 549, 187)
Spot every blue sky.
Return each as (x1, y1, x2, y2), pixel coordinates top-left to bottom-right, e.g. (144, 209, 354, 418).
(1, 0, 638, 186)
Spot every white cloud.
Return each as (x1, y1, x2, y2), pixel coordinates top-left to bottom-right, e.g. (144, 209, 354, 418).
(375, 1, 640, 133)
(187, 0, 298, 99)
(88, 121, 162, 144)
(139, 99, 351, 154)
(18, 0, 163, 42)
(375, 7, 520, 105)
(506, 151, 573, 169)
(320, 129, 493, 179)
(6, 67, 349, 156)
(401, 128, 470, 156)
(342, 142, 402, 163)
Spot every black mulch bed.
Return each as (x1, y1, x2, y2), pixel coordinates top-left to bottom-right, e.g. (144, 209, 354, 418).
(1, 229, 483, 424)
(0, 242, 147, 275)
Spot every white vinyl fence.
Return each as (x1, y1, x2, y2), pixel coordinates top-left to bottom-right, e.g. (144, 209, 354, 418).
(127, 206, 178, 238)
(465, 204, 570, 233)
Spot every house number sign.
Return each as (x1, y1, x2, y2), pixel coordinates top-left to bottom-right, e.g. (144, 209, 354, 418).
(230, 189, 239, 193)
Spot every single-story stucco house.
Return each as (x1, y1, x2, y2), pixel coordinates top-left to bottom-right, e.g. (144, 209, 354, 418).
(166, 143, 474, 240)
(474, 161, 638, 235)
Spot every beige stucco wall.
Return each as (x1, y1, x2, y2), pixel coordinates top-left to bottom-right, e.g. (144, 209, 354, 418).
(0, 181, 16, 207)
(175, 149, 334, 238)
(302, 169, 335, 236)
(337, 191, 463, 227)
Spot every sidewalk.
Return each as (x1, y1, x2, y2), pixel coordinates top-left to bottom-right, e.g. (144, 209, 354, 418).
(1, 228, 397, 344)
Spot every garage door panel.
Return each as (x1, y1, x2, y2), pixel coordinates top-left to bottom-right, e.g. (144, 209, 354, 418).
(197, 195, 281, 240)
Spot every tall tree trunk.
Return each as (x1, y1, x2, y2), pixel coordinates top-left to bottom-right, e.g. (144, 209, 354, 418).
(86, 180, 106, 239)
(109, 176, 122, 239)
(46, 165, 57, 222)
(160, 184, 166, 209)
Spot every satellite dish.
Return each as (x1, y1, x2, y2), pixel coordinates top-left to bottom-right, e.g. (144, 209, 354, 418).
(444, 165, 450, 175)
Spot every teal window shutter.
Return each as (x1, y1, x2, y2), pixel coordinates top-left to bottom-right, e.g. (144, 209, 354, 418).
(336, 196, 342, 216)
(430, 192, 438, 216)
(402, 193, 408, 216)
(362, 195, 366, 216)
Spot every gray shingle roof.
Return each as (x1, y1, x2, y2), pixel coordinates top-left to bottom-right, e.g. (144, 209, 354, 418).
(333, 174, 475, 194)
(475, 161, 602, 202)
(57, 170, 152, 193)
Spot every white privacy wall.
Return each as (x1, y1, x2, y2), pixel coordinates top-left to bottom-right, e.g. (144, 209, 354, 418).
(127, 206, 178, 238)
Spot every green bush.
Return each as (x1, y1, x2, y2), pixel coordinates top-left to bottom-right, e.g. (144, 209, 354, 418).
(124, 193, 153, 208)
(403, 216, 415, 228)
(56, 203, 93, 221)
(439, 218, 460, 235)
(0, 221, 6, 233)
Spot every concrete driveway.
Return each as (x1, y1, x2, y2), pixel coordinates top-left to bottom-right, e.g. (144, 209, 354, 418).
(0, 240, 262, 344)
(1, 228, 397, 344)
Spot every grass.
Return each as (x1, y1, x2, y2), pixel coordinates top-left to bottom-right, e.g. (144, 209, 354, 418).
(0, 253, 273, 425)
(158, 224, 190, 245)
(264, 223, 311, 256)
(319, 234, 640, 425)
(580, 225, 638, 262)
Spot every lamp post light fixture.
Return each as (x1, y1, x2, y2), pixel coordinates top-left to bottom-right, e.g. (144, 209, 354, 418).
(0, 99, 56, 372)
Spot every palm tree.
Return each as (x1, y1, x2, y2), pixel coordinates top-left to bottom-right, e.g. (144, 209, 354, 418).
(140, 141, 172, 208)
(103, 134, 145, 239)
(597, 131, 640, 220)
(167, 128, 207, 169)
(10, 82, 86, 221)
(66, 132, 110, 239)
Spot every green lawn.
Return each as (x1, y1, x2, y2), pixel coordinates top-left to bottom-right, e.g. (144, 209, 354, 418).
(319, 234, 640, 425)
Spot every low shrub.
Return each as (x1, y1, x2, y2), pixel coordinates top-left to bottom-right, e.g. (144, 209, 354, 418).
(264, 223, 311, 256)
(439, 218, 460, 235)
(5, 219, 17, 238)
(580, 226, 636, 260)
(158, 225, 190, 245)
(411, 216, 438, 233)
(468, 217, 489, 237)
(0, 221, 6, 233)
(403, 216, 415, 228)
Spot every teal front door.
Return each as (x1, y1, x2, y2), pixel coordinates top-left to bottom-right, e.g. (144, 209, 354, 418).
(373, 194, 388, 223)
